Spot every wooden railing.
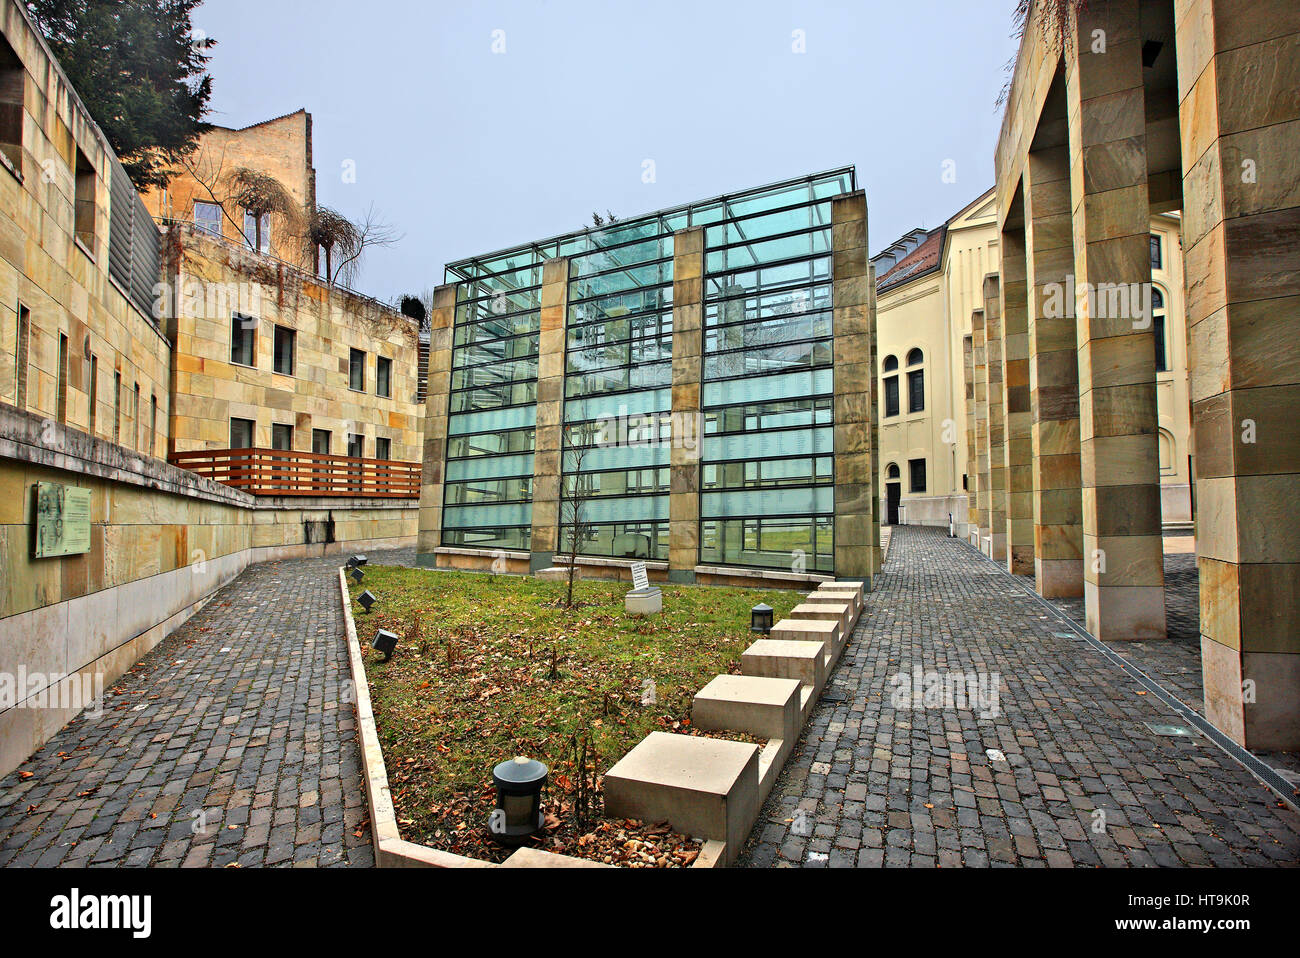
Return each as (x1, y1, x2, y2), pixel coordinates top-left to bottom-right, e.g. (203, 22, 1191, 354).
(170, 448, 421, 499)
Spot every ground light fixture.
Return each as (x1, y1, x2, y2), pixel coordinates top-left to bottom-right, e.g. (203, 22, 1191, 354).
(490, 756, 548, 847)
(347, 555, 368, 569)
(350, 566, 365, 584)
(372, 629, 398, 662)
(751, 603, 774, 635)
(358, 590, 377, 613)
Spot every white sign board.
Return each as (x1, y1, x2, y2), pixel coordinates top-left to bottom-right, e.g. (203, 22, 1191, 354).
(631, 562, 650, 592)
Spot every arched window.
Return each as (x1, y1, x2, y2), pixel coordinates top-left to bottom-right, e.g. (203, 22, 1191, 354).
(1152, 288, 1168, 373)
(906, 349, 925, 413)
(883, 355, 900, 418)
(887, 463, 901, 481)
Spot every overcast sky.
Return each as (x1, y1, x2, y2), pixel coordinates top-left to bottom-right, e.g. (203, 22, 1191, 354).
(192, 0, 1020, 301)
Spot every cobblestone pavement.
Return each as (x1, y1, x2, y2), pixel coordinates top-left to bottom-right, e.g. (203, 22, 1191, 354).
(1043, 553, 1202, 712)
(0, 549, 415, 868)
(742, 526, 1300, 868)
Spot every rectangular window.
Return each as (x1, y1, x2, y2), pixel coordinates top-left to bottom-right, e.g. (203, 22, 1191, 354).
(376, 356, 392, 398)
(375, 437, 391, 461)
(133, 383, 140, 450)
(273, 325, 295, 376)
(244, 210, 271, 253)
(15, 302, 28, 409)
(885, 376, 900, 418)
(88, 354, 97, 436)
(230, 417, 255, 449)
(908, 369, 925, 413)
(272, 423, 293, 451)
(194, 201, 222, 237)
(349, 348, 366, 391)
(149, 395, 157, 457)
(56, 333, 68, 423)
(347, 433, 365, 458)
(74, 148, 96, 252)
(231, 314, 257, 367)
(1150, 234, 1163, 271)
(1155, 315, 1168, 373)
(312, 429, 331, 455)
(0, 37, 23, 172)
(909, 458, 927, 494)
(113, 371, 121, 442)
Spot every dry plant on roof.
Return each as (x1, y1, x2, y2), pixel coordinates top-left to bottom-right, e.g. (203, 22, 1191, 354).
(226, 167, 301, 253)
(997, 0, 1090, 110)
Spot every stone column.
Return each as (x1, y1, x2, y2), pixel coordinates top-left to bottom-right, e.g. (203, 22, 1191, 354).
(999, 230, 1035, 575)
(416, 284, 455, 568)
(669, 229, 704, 584)
(832, 191, 876, 585)
(1067, 0, 1167, 640)
(983, 276, 1008, 562)
(1177, 0, 1300, 748)
(972, 309, 991, 549)
(963, 333, 978, 543)
(1025, 144, 1084, 598)
(530, 257, 569, 573)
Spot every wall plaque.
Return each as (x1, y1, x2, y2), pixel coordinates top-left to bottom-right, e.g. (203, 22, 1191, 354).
(33, 482, 92, 559)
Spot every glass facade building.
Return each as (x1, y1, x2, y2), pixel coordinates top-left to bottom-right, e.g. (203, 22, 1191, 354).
(429, 168, 872, 579)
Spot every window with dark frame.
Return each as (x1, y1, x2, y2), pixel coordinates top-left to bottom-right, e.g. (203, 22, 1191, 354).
(1153, 287, 1169, 373)
(909, 458, 927, 494)
(74, 148, 96, 252)
(56, 333, 68, 423)
(376, 356, 392, 398)
(15, 302, 28, 409)
(272, 423, 293, 451)
(1150, 234, 1163, 271)
(231, 314, 257, 367)
(349, 348, 366, 392)
(230, 418, 255, 450)
(113, 371, 121, 442)
(88, 354, 97, 435)
(312, 429, 331, 455)
(0, 36, 24, 172)
(907, 349, 925, 414)
(375, 437, 391, 461)
(273, 325, 295, 376)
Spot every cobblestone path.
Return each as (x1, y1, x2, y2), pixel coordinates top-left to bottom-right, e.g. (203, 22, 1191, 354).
(741, 526, 1300, 868)
(0, 549, 414, 868)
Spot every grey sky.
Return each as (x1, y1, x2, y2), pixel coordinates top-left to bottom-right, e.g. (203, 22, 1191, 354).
(193, 0, 1020, 301)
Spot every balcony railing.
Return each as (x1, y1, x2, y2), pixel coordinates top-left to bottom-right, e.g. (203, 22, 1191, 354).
(170, 448, 421, 499)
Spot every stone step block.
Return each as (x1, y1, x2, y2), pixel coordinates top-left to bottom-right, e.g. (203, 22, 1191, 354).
(741, 639, 827, 690)
(603, 732, 759, 866)
(770, 618, 841, 667)
(789, 602, 854, 644)
(815, 581, 864, 614)
(803, 593, 858, 632)
(691, 674, 802, 743)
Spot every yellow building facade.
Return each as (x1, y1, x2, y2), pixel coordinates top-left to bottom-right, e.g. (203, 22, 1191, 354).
(873, 189, 1192, 535)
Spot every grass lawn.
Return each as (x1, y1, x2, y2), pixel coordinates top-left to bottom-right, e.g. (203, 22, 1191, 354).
(348, 565, 804, 865)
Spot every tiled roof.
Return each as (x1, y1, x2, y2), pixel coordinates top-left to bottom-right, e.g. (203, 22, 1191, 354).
(876, 226, 946, 292)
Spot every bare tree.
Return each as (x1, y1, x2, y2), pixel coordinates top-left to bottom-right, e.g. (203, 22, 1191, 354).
(561, 420, 600, 609)
(322, 203, 403, 287)
(226, 168, 300, 254)
(309, 206, 360, 285)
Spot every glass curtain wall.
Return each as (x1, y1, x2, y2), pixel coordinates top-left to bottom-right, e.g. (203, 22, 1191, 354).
(698, 172, 850, 572)
(441, 168, 854, 571)
(563, 218, 678, 560)
(442, 246, 552, 551)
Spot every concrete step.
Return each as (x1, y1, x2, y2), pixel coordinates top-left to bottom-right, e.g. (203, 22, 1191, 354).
(815, 581, 864, 615)
(603, 732, 760, 866)
(769, 618, 841, 672)
(742, 638, 827, 691)
(789, 601, 854, 640)
(802, 593, 859, 632)
(692, 674, 801, 744)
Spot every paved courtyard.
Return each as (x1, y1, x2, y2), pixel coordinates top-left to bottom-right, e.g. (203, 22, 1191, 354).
(0, 550, 415, 868)
(2, 533, 1297, 869)
(742, 526, 1300, 867)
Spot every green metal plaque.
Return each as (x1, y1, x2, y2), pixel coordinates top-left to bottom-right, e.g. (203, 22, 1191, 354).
(32, 482, 92, 559)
